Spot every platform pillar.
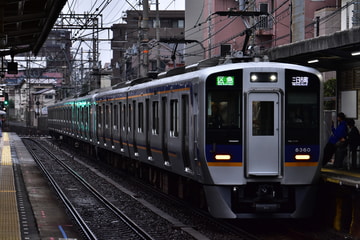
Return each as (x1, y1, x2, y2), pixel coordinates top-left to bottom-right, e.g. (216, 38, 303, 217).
(350, 194, 360, 238)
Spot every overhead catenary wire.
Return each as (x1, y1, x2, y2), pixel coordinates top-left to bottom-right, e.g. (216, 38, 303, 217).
(184, 0, 345, 59)
(182, 0, 293, 58)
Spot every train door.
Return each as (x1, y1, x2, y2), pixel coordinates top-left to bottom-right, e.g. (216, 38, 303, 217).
(144, 99, 151, 159)
(246, 92, 281, 176)
(181, 95, 191, 171)
(162, 97, 169, 164)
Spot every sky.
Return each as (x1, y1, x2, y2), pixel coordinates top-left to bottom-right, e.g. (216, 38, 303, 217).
(61, 0, 185, 66)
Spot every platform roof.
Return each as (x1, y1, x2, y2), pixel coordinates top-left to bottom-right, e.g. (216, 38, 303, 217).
(266, 27, 360, 72)
(0, 0, 67, 57)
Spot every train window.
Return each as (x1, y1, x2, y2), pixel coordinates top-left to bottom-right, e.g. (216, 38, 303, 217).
(152, 101, 159, 135)
(81, 107, 83, 129)
(170, 100, 179, 137)
(84, 106, 88, 126)
(133, 101, 136, 133)
(118, 103, 121, 130)
(285, 86, 320, 144)
(97, 105, 102, 127)
(113, 104, 118, 130)
(105, 104, 110, 129)
(110, 103, 113, 129)
(102, 104, 106, 129)
(207, 91, 241, 129)
(252, 101, 274, 136)
(76, 106, 79, 125)
(128, 104, 132, 132)
(286, 93, 318, 129)
(80, 106, 83, 125)
(122, 103, 126, 131)
(138, 102, 144, 133)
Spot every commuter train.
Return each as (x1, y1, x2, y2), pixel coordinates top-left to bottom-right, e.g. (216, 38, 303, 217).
(48, 59, 324, 218)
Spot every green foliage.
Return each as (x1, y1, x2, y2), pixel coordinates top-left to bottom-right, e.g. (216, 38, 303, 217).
(324, 78, 336, 110)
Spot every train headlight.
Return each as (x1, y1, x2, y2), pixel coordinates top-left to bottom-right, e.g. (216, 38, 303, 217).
(215, 154, 232, 160)
(295, 154, 311, 160)
(250, 74, 258, 81)
(250, 72, 278, 82)
(269, 74, 277, 82)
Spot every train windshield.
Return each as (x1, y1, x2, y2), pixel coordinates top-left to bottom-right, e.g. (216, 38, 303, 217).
(206, 69, 242, 130)
(287, 93, 318, 127)
(285, 70, 320, 144)
(207, 91, 241, 129)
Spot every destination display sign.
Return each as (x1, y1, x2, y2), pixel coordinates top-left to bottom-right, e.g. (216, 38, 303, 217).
(216, 76, 235, 86)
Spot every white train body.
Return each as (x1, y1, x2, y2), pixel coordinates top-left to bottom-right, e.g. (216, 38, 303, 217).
(48, 62, 324, 218)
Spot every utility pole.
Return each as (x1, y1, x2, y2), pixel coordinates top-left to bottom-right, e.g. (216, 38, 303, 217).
(140, 0, 149, 78)
(55, 13, 102, 91)
(156, 0, 161, 72)
(207, 0, 212, 59)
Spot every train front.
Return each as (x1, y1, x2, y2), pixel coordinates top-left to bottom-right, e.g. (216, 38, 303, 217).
(201, 63, 323, 218)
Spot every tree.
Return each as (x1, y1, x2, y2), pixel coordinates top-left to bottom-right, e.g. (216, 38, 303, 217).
(324, 78, 336, 110)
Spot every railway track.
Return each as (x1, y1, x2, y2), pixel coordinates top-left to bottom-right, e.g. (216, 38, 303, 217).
(23, 138, 154, 240)
(23, 137, 340, 240)
(25, 137, 265, 240)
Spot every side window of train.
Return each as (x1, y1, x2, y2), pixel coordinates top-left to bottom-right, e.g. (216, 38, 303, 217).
(133, 101, 136, 133)
(122, 103, 126, 131)
(105, 104, 110, 129)
(75, 106, 78, 124)
(152, 101, 159, 135)
(128, 103, 132, 132)
(97, 105, 102, 128)
(138, 102, 144, 133)
(77, 105, 81, 125)
(102, 103, 106, 129)
(170, 99, 179, 137)
(80, 106, 84, 125)
(118, 102, 122, 131)
(113, 103, 118, 130)
(69, 106, 72, 123)
(85, 106, 88, 126)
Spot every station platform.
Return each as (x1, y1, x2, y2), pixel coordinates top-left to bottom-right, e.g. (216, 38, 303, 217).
(320, 166, 360, 238)
(0, 132, 81, 240)
(321, 166, 360, 188)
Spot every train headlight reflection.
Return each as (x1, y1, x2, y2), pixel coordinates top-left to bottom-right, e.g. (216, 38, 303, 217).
(295, 154, 311, 160)
(215, 154, 232, 160)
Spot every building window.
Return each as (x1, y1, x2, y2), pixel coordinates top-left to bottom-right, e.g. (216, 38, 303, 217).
(161, 19, 172, 28)
(178, 19, 184, 28)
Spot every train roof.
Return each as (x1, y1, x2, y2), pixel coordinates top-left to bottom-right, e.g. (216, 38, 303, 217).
(50, 58, 322, 105)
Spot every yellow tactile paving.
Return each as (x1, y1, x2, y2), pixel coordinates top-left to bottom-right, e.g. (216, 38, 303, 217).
(0, 132, 21, 239)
